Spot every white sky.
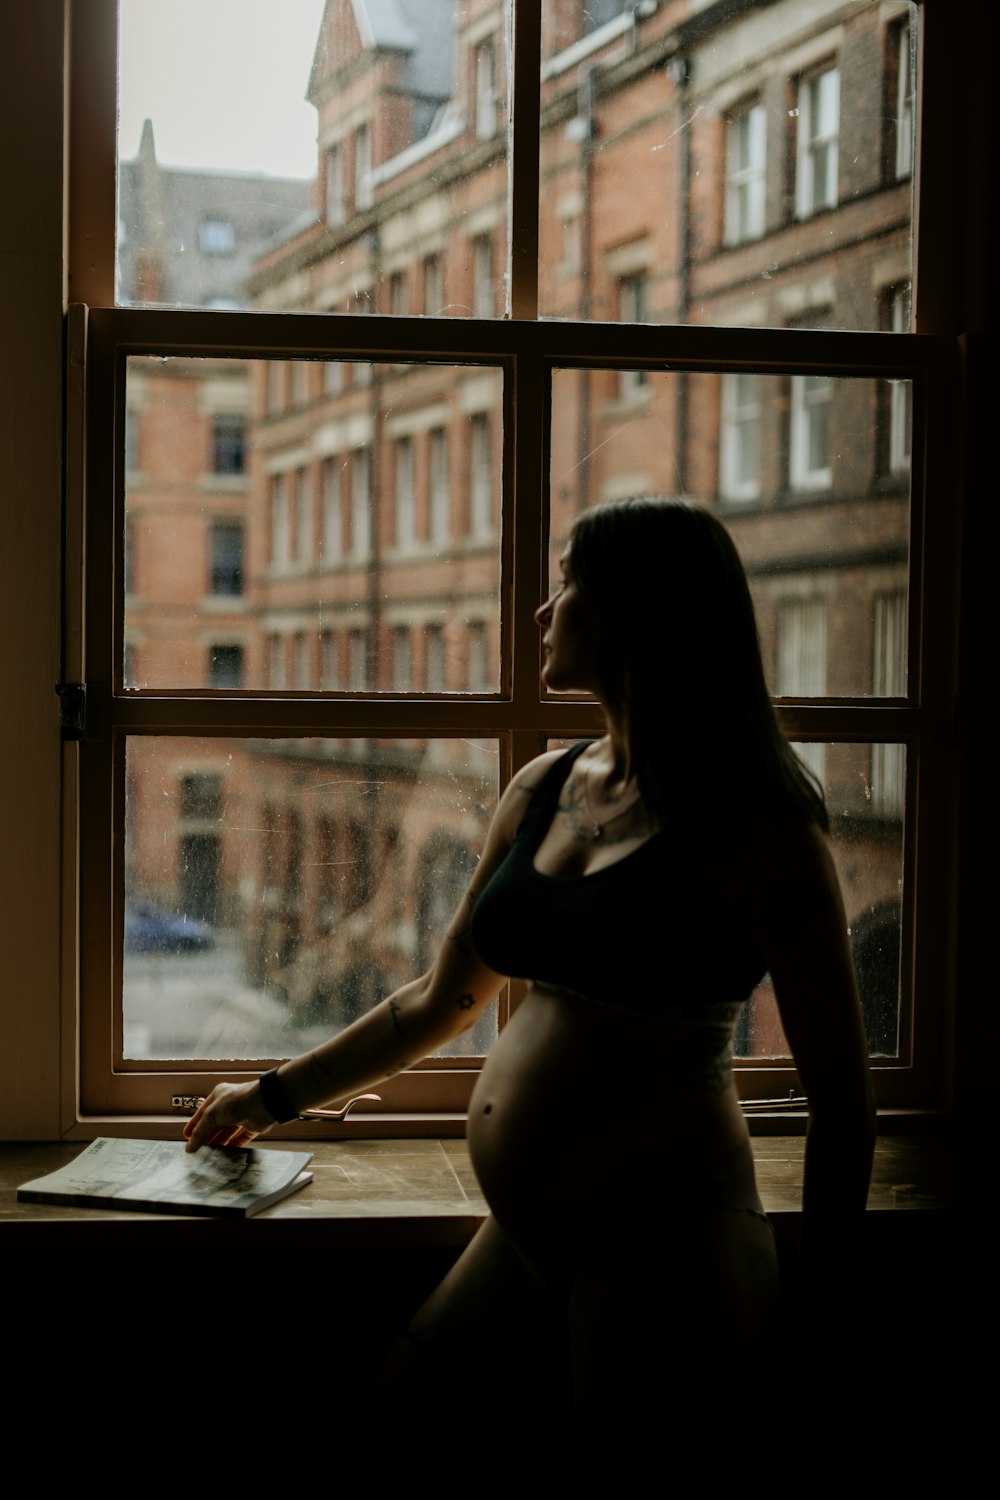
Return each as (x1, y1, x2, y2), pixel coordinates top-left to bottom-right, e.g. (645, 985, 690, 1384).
(118, 0, 327, 179)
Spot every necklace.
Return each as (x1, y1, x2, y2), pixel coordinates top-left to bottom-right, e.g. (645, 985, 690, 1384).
(577, 759, 643, 843)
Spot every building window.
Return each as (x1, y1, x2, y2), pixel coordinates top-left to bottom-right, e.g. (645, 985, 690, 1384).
(209, 521, 244, 597)
(790, 372, 833, 490)
(872, 591, 906, 817)
(324, 359, 344, 396)
(348, 628, 368, 691)
(180, 773, 222, 820)
(777, 598, 827, 783)
(322, 458, 342, 559)
(894, 19, 915, 180)
(325, 144, 345, 227)
(389, 271, 408, 318)
(395, 438, 415, 547)
(291, 361, 310, 407)
(889, 285, 913, 474)
(725, 102, 766, 244)
(209, 643, 244, 689)
(475, 39, 497, 138)
(320, 629, 338, 691)
(467, 621, 488, 692)
(719, 373, 761, 502)
(295, 467, 312, 562)
(473, 234, 494, 317)
(270, 473, 290, 566)
(425, 624, 446, 692)
(423, 254, 444, 315)
(429, 427, 450, 543)
(267, 634, 286, 690)
(198, 218, 235, 256)
(392, 626, 412, 692)
(211, 413, 246, 476)
(266, 362, 284, 414)
(617, 274, 649, 399)
(293, 631, 309, 690)
(351, 447, 372, 558)
(355, 123, 372, 211)
(469, 414, 492, 536)
(795, 65, 839, 218)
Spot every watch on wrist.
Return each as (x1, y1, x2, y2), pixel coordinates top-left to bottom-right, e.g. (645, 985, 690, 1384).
(257, 1066, 300, 1124)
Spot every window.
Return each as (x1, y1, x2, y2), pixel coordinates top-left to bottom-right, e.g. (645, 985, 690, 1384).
(293, 631, 309, 690)
(725, 102, 766, 244)
(475, 39, 497, 139)
(796, 65, 839, 218)
(425, 624, 446, 692)
(322, 458, 342, 559)
(198, 219, 235, 256)
(423, 254, 444, 315)
(211, 413, 246, 476)
(889, 285, 913, 473)
(894, 20, 915, 180)
(777, 599, 827, 783)
(325, 144, 345, 227)
(392, 626, 412, 692)
(429, 428, 450, 543)
(355, 124, 372, 211)
(871, 591, 906, 817)
(389, 272, 408, 318)
(469, 414, 492, 536)
(320, 629, 338, 691)
(617, 275, 649, 399)
(295, 468, 312, 562)
(56, 1, 965, 1128)
(719, 373, 761, 502)
(790, 371, 833, 490)
(473, 235, 494, 317)
(270, 473, 290, 566)
(351, 448, 372, 558)
(209, 644, 244, 689)
(395, 438, 415, 547)
(209, 521, 244, 597)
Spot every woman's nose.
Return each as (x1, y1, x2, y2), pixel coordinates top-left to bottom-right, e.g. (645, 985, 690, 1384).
(534, 597, 552, 625)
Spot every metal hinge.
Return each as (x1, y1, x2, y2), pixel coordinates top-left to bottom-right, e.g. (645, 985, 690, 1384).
(171, 1095, 207, 1115)
(56, 681, 103, 740)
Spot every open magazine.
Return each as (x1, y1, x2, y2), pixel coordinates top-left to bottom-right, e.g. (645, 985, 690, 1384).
(17, 1136, 313, 1220)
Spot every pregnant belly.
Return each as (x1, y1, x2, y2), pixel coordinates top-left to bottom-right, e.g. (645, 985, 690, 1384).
(466, 984, 747, 1232)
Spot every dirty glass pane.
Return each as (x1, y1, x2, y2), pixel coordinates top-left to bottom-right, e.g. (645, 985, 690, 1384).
(737, 741, 905, 1060)
(117, 0, 511, 316)
(123, 356, 503, 693)
(538, 2, 916, 332)
(123, 735, 499, 1060)
(548, 367, 910, 699)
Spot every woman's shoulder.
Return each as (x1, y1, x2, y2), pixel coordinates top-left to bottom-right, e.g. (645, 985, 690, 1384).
(491, 746, 579, 843)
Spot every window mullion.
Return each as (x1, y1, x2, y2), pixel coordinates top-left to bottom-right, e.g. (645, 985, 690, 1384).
(508, 0, 541, 320)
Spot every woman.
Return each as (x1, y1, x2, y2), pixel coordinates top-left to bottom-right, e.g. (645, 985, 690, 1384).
(185, 499, 874, 1455)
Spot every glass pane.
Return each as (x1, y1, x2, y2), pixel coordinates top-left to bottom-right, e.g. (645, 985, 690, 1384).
(548, 367, 910, 698)
(117, 0, 511, 315)
(736, 742, 905, 1060)
(124, 356, 503, 693)
(538, 2, 916, 331)
(123, 735, 499, 1060)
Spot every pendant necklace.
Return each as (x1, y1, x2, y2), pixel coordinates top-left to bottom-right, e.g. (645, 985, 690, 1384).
(578, 761, 642, 843)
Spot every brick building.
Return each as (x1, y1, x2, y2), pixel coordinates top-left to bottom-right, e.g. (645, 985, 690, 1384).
(121, 0, 915, 1060)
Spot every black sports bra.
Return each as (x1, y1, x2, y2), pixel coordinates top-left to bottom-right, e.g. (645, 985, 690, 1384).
(470, 742, 767, 1020)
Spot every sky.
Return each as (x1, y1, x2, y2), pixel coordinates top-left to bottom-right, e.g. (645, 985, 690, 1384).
(118, 0, 327, 179)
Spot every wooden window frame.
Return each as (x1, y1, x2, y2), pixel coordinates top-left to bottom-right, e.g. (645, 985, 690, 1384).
(58, 1, 964, 1134)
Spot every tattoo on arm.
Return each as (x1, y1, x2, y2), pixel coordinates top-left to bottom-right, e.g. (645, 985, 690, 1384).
(456, 992, 475, 1011)
(389, 999, 409, 1042)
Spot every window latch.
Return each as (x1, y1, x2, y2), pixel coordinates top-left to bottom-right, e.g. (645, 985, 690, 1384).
(56, 681, 102, 740)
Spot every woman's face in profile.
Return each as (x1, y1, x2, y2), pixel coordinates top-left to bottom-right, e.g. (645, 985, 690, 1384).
(535, 549, 601, 694)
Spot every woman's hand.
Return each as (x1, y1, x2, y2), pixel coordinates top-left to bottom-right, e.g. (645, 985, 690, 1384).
(182, 1079, 276, 1154)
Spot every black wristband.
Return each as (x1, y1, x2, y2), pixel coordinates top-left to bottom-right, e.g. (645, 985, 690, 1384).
(257, 1066, 300, 1124)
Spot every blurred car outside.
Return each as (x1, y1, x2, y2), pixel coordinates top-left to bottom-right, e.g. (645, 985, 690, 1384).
(125, 898, 216, 954)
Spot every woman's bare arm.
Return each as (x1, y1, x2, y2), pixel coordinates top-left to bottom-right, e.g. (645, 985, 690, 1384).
(183, 752, 562, 1152)
(751, 818, 877, 1246)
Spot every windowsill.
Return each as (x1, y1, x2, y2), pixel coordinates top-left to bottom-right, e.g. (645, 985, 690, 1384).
(0, 1134, 952, 1250)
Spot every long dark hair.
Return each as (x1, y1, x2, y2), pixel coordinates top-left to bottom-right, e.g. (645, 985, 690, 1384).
(567, 498, 828, 838)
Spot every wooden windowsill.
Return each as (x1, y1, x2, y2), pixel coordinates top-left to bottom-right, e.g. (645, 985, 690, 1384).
(0, 1134, 953, 1251)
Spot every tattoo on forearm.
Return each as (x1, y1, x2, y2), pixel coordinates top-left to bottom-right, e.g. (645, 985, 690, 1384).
(456, 992, 475, 1011)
